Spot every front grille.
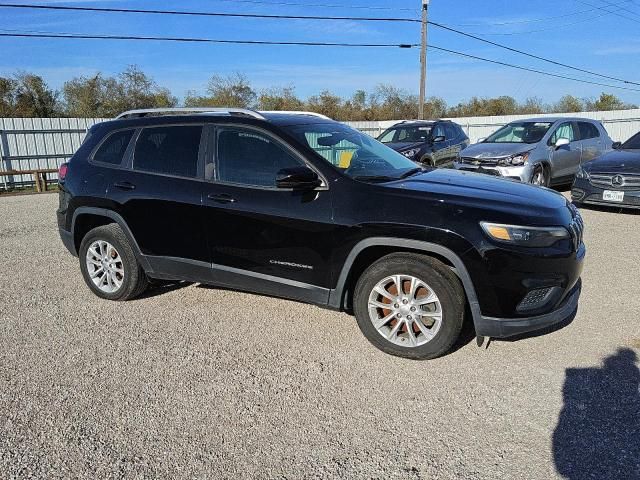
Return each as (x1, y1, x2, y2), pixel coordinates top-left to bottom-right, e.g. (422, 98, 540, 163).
(567, 205, 584, 251)
(459, 157, 500, 167)
(589, 173, 640, 190)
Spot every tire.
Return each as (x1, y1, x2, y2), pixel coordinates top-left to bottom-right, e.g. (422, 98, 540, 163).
(353, 252, 465, 360)
(531, 164, 549, 187)
(78, 223, 148, 301)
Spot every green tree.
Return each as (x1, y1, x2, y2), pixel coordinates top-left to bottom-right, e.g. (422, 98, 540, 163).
(553, 95, 583, 113)
(586, 93, 631, 111)
(12, 73, 59, 117)
(305, 90, 344, 119)
(186, 73, 256, 108)
(0, 77, 16, 117)
(257, 86, 304, 111)
(63, 74, 105, 117)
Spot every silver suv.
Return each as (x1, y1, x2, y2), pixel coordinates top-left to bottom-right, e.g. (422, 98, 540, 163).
(453, 117, 613, 186)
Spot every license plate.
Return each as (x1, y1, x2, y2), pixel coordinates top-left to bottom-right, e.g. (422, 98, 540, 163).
(603, 190, 624, 202)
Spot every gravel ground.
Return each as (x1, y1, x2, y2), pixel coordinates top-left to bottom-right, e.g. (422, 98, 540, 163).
(1, 193, 638, 480)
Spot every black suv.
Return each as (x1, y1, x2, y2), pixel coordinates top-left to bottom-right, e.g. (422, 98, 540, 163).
(58, 108, 584, 359)
(377, 120, 469, 167)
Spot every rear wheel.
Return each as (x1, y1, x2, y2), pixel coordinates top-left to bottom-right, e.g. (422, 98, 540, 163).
(353, 253, 465, 359)
(79, 224, 148, 301)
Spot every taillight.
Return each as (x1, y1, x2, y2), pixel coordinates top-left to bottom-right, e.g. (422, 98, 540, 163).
(58, 163, 69, 181)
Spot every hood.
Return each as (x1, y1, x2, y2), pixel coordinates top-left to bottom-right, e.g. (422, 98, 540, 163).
(384, 168, 569, 223)
(584, 149, 640, 173)
(461, 142, 535, 159)
(384, 141, 424, 152)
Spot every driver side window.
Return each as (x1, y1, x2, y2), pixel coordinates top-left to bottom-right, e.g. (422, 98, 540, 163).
(216, 128, 302, 187)
(550, 122, 576, 145)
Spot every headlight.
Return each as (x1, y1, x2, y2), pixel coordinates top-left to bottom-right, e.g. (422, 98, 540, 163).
(499, 152, 529, 166)
(480, 222, 570, 247)
(401, 148, 420, 158)
(575, 166, 590, 179)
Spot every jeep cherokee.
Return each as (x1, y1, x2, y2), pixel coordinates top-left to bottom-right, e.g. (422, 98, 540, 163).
(57, 108, 585, 359)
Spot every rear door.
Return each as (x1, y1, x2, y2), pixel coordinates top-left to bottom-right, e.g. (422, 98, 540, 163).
(201, 125, 335, 304)
(106, 124, 208, 276)
(549, 121, 582, 180)
(577, 121, 603, 163)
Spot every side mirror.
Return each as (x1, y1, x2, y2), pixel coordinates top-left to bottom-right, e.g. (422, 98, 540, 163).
(432, 135, 445, 143)
(477, 137, 486, 143)
(612, 141, 622, 149)
(276, 166, 321, 190)
(555, 138, 571, 149)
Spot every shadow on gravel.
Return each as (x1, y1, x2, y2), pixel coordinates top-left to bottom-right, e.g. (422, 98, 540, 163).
(136, 280, 193, 299)
(552, 348, 640, 480)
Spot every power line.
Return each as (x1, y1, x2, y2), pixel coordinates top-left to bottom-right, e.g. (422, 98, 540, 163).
(427, 45, 640, 92)
(0, 2, 421, 21)
(0, 32, 417, 48)
(574, 0, 640, 23)
(199, 0, 418, 12)
(449, 0, 634, 26)
(1, 30, 639, 92)
(428, 21, 640, 86)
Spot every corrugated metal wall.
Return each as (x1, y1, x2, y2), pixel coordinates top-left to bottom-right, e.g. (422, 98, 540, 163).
(0, 117, 107, 188)
(1, 109, 639, 190)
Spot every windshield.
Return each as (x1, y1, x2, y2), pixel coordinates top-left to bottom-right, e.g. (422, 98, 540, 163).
(484, 122, 553, 144)
(378, 125, 433, 144)
(285, 123, 423, 181)
(622, 132, 640, 149)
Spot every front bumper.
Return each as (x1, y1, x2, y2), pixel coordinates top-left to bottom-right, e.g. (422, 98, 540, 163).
(453, 161, 532, 182)
(475, 278, 582, 338)
(572, 178, 640, 209)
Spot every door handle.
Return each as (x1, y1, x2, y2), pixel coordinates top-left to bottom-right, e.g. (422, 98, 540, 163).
(113, 181, 136, 191)
(207, 193, 236, 203)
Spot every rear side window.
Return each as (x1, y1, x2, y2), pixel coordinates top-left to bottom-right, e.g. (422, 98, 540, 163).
(93, 130, 134, 165)
(445, 123, 459, 140)
(134, 125, 202, 178)
(578, 122, 600, 140)
(216, 128, 301, 187)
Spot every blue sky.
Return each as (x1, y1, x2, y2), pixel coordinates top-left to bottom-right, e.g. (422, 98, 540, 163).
(1, 0, 640, 106)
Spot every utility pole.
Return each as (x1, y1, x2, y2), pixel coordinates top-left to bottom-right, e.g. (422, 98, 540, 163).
(418, 0, 429, 120)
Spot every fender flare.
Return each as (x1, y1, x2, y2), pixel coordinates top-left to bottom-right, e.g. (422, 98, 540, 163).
(327, 237, 482, 327)
(71, 207, 153, 272)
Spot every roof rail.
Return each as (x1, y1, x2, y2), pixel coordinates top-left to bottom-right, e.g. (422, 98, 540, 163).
(259, 110, 332, 120)
(115, 107, 266, 120)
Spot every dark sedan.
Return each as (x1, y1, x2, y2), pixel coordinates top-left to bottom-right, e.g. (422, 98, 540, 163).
(572, 132, 640, 209)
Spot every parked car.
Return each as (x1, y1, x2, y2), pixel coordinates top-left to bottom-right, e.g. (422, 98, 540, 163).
(453, 117, 613, 186)
(572, 131, 640, 209)
(377, 120, 469, 167)
(57, 108, 584, 360)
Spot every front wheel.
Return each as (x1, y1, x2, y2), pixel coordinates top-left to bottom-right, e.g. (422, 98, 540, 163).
(531, 164, 549, 187)
(353, 253, 465, 360)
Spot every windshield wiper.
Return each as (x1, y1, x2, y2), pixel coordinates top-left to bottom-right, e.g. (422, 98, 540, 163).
(353, 175, 398, 182)
(398, 167, 424, 179)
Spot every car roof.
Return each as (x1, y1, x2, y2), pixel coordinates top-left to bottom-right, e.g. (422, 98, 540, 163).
(508, 117, 599, 124)
(92, 111, 337, 132)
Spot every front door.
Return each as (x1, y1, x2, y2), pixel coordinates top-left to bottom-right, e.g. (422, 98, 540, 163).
(202, 125, 335, 304)
(549, 121, 582, 180)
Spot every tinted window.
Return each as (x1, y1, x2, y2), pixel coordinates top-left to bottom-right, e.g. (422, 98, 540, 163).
(445, 123, 459, 140)
(378, 125, 432, 144)
(432, 123, 446, 139)
(93, 130, 134, 165)
(216, 128, 302, 187)
(550, 122, 577, 145)
(134, 126, 202, 178)
(622, 132, 640, 149)
(578, 122, 600, 140)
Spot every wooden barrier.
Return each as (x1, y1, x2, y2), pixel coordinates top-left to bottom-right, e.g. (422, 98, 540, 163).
(0, 168, 58, 192)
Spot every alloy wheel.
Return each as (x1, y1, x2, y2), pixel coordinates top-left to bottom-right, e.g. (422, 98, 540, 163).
(85, 240, 125, 293)
(367, 274, 443, 347)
